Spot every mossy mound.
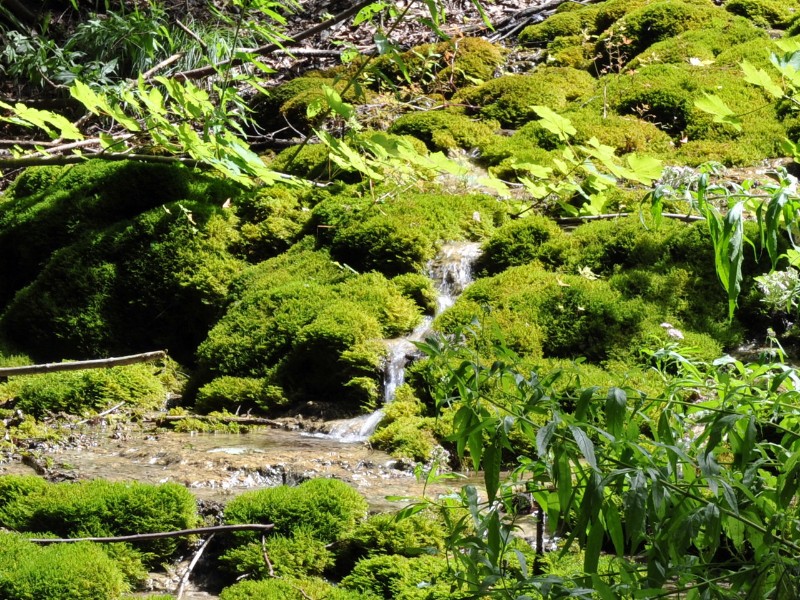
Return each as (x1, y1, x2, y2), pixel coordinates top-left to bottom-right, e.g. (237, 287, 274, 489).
(0, 363, 168, 418)
(453, 67, 596, 128)
(220, 577, 361, 600)
(599, 62, 785, 163)
(518, 4, 602, 47)
(0, 160, 229, 310)
(340, 554, 450, 599)
(388, 111, 497, 152)
(367, 37, 507, 96)
(0, 195, 244, 364)
(194, 239, 422, 410)
(0, 476, 197, 565)
(725, 0, 800, 28)
(311, 190, 505, 277)
(0, 533, 128, 600)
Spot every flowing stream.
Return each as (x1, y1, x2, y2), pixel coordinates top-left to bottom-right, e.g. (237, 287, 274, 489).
(322, 241, 482, 442)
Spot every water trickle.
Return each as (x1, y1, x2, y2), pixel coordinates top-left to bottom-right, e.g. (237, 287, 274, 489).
(324, 241, 482, 442)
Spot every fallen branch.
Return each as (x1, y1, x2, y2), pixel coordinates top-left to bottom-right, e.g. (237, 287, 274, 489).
(554, 212, 705, 225)
(0, 351, 167, 378)
(26, 523, 274, 544)
(176, 533, 215, 599)
(0, 153, 202, 169)
(153, 414, 283, 428)
(172, 0, 375, 81)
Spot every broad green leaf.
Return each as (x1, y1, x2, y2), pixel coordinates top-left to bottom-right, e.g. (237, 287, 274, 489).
(323, 85, 355, 120)
(626, 153, 663, 185)
(483, 437, 501, 503)
(694, 93, 742, 130)
(532, 105, 576, 140)
(584, 518, 604, 574)
(741, 60, 784, 98)
(624, 471, 647, 550)
(602, 502, 625, 556)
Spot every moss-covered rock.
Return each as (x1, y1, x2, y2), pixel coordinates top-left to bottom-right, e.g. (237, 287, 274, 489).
(725, 0, 798, 28)
(475, 214, 567, 275)
(0, 476, 197, 565)
(518, 5, 602, 47)
(388, 111, 497, 152)
(454, 68, 596, 128)
(340, 554, 449, 599)
(367, 37, 507, 96)
(223, 478, 368, 542)
(220, 577, 362, 600)
(0, 533, 128, 600)
(0, 196, 244, 364)
(1, 363, 167, 418)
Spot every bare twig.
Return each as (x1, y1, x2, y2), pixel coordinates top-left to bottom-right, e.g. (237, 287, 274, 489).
(176, 534, 215, 600)
(141, 53, 186, 79)
(554, 212, 705, 225)
(176, 19, 208, 52)
(0, 351, 167, 378)
(261, 534, 275, 577)
(27, 523, 274, 544)
(0, 153, 202, 169)
(76, 401, 127, 425)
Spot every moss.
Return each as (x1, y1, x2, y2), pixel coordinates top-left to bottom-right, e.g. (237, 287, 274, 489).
(224, 478, 369, 542)
(195, 241, 420, 409)
(340, 554, 449, 599)
(0, 477, 197, 565)
(602, 62, 785, 159)
(391, 273, 438, 313)
(220, 527, 333, 579)
(342, 510, 446, 561)
(454, 68, 596, 128)
(220, 578, 362, 600)
(0, 198, 244, 364)
(0, 160, 228, 312)
(714, 37, 778, 69)
(725, 0, 797, 28)
(626, 21, 766, 69)
(475, 214, 568, 276)
(596, 0, 729, 68)
(519, 6, 602, 46)
(7, 363, 166, 418)
(388, 111, 497, 152)
(234, 185, 311, 262)
(195, 376, 287, 413)
(368, 37, 507, 95)
(271, 144, 343, 180)
(370, 414, 439, 461)
(0, 534, 128, 600)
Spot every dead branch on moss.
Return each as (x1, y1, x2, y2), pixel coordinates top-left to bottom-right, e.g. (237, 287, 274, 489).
(0, 351, 167, 379)
(25, 524, 274, 544)
(152, 413, 284, 428)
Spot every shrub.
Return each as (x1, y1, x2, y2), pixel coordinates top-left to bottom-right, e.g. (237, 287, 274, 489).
(0, 477, 198, 565)
(223, 478, 368, 543)
(0, 534, 128, 600)
(7, 364, 166, 418)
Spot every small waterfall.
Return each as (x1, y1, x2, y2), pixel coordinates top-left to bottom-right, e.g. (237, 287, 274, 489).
(324, 241, 482, 443)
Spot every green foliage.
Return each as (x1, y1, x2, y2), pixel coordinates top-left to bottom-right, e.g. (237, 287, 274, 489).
(388, 111, 497, 152)
(370, 415, 439, 461)
(4, 363, 166, 418)
(234, 185, 311, 261)
(0, 534, 128, 600)
(224, 478, 368, 543)
(454, 68, 596, 129)
(220, 577, 362, 600)
(342, 510, 447, 562)
(0, 477, 197, 565)
(391, 273, 438, 314)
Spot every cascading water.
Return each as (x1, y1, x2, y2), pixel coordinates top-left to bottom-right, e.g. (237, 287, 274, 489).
(324, 241, 482, 442)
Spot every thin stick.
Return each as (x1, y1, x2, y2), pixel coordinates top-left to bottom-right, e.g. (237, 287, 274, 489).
(153, 414, 283, 428)
(141, 53, 186, 79)
(176, 533, 215, 600)
(0, 351, 167, 378)
(76, 401, 127, 425)
(261, 534, 275, 577)
(27, 523, 274, 544)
